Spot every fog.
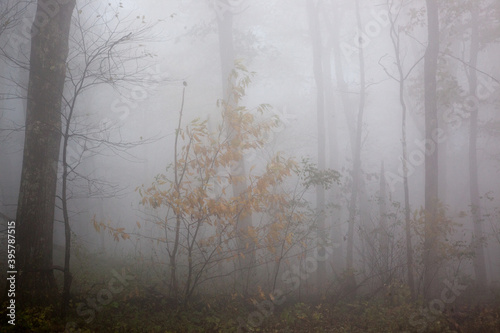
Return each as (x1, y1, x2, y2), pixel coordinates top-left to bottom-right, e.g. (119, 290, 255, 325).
(0, 0, 499, 332)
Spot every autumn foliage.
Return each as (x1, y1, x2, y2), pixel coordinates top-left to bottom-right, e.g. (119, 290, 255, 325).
(94, 66, 338, 301)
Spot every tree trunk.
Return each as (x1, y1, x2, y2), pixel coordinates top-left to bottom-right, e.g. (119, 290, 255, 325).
(16, 0, 76, 307)
(322, 10, 343, 276)
(170, 85, 187, 299)
(61, 130, 72, 317)
(346, 0, 366, 280)
(307, 0, 327, 291)
(423, 0, 440, 301)
(328, 2, 351, 274)
(387, 1, 415, 299)
(379, 163, 389, 280)
(216, 1, 255, 295)
(468, 6, 487, 289)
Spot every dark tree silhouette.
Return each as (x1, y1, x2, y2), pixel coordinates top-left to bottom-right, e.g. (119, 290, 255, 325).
(16, 0, 76, 307)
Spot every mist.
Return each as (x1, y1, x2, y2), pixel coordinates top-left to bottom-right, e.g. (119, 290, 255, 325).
(0, 0, 499, 332)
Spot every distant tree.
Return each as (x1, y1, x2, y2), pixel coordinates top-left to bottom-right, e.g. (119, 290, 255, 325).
(423, 0, 440, 301)
(439, 0, 500, 289)
(216, 0, 256, 294)
(379, 0, 423, 299)
(465, 2, 487, 290)
(16, 0, 76, 307)
(321, 0, 344, 276)
(307, 0, 327, 290)
(0, 0, 31, 139)
(377, 163, 390, 281)
(342, 0, 368, 295)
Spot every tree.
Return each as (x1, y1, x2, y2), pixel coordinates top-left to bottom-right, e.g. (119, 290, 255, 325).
(438, 0, 500, 290)
(423, 0, 440, 301)
(378, 163, 390, 281)
(96, 66, 333, 301)
(0, 1, 30, 39)
(216, 0, 256, 294)
(321, 1, 344, 276)
(465, 0, 493, 290)
(323, 1, 357, 276)
(322, 0, 368, 291)
(380, 0, 422, 299)
(16, 0, 76, 307)
(344, 0, 367, 293)
(58, 1, 159, 316)
(0, 1, 31, 222)
(307, 0, 328, 291)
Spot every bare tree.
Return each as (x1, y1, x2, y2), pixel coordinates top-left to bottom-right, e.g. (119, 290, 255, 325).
(466, 2, 488, 289)
(380, 0, 423, 299)
(343, 0, 368, 295)
(423, 0, 440, 301)
(2, 0, 159, 312)
(58, 1, 161, 315)
(0, 1, 31, 39)
(307, 0, 327, 290)
(321, 2, 344, 276)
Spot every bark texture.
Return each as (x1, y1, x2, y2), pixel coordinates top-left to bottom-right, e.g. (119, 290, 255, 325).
(16, 0, 76, 307)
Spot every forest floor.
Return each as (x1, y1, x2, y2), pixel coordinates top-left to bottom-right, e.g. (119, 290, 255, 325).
(1, 291, 500, 332)
(1, 255, 499, 332)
